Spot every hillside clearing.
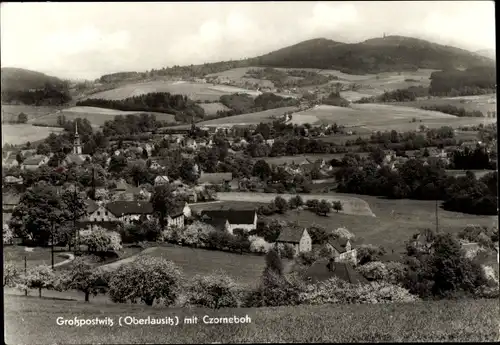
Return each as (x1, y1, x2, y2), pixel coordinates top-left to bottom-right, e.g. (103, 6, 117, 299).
(5, 296, 499, 343)
(390, 94, 497, 114)
(1, 105, 62, 123)
(198, 102, 231, 115)
(30, 106, 176, 127)
(2, 124, 64, 146)
(199, 106, 299, 126)
(217, 192, 375, 217)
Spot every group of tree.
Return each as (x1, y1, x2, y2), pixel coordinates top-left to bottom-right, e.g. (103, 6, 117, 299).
(76, 92, 205, 122)
(1, 82, 71, 106)
(217, 92, 299, 118)
(244, 67, 337, 88)
(335, 155, 497, 215)
(356, 86, 429, 104)
(421, 104, 484, 117)
(451, 146, 493, 170)
(101, 113, 167, 136)
(429, 67, 496, 96)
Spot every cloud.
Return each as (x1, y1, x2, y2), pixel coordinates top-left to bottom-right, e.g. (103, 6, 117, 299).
(301, 3, 359, 35)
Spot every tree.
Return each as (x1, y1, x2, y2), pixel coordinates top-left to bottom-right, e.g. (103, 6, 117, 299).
(62, 256, 108, 302)
(108, 155, 128, 175)
(19, 265, 55, 298)
(126, 162, 149, 187)
(15, 152, 24, 165)
(288, 195, 303, 209)
(252, 159, 271, 181)
(357, 245, 386, 265)
(151, 184, 178, 229)
(187, 270, 239, 309)
(274, 196, 289, 214)
(17, 112, 28, 124)
(3, 262, 19, 287)
(61, 188, 88, 248)
(332, 201, 343, 213)
(308, 225, 329, 245)
(316, 200, 331, 216)
(108, 256, 182, 306)
(77, 229, 122, 256)
(36, 143, 51, 156)
(264, 248, 283, 276)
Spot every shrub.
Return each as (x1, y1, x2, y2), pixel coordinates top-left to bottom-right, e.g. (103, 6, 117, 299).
(245, 270, 306, 307)
(280, 243, 296, 259)
(77, 228, 122, 255)
(249, 235, 273, 254)
(316, 200, 331, 216)
(332, 201, 343, 213)
(108, 256, 182, 306)
(60, 256, 108, 302)
(274, 196, 289, 214)
(384, 261, 407, 285)
(296, 251, 320, 266)
(181, 222, 215, 247)
(357, 245, 386, 265)
(3, 225, 13, 245)
(288, 195, 304, 209)
(187, 271, 240, 309)
(3, 262, 19, 287)
(18, 265, 55, 298)
(300, 277, 419, 305)
(332, 227, 355, 241)
(357, 262, 389, 281)
(308, 225, 330, 245)
(305, 199, 319, 210)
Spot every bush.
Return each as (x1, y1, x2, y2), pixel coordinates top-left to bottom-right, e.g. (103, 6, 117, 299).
(108, 256, 182, 306)
(308, 225, 330, 245)
(77, 228, 122, 254)
(60, 256, 108, 302)
(245, 270, 306, 307)
(357, 262, 389, 281)
(300, 277, 420, 305)
(274, 196, 289, 214)
(357, 245, 386, 265)
(384, 261, 407, 285)
(332, 227, 356, 241)
(3, 225, 13, 245)
(181, 222, 215, 247)
(280, 243, 296, 259)
(3, 262, 19, 287)
(305, 199, 319, 210)
(296, 251, 320, 266)
(288, 195, 304, 209)
(187, 271, 240, 309)
(249, 236, 273, 254)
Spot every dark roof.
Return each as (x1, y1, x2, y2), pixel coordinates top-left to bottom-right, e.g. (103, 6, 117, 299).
(85, 199, 99, 214)
(198, 172, 233, 184)
(105, 201, 154, 216)
(199, 209, 256, 225)
(276, 226, 306, 244)
(76, 220, 121, 231)
(328, 238, 350, 253)
(305, 259, 368, 284)
(2, 193, 20, 205)
(170, 207, 184, 218)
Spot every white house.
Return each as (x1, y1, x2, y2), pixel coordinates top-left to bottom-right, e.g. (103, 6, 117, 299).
(183, 202, 192, 218)
(21, 155, 49, 170)
(154, 175, 170, 185)
(105, 201, 154, 225)
(275, 226, 312, 256)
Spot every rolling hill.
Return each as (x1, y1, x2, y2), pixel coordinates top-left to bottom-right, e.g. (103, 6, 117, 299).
(1, 67, 67, 92)
(254, 36, 495, 73)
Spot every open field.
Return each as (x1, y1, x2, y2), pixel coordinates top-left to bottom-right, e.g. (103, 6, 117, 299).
(268, 195, 497, 252)
(199, 106, 299, 127)
(5, 295, 499, 343)
(85, 80, 263, 102)
(30, 106, 177, 127)
(391, 93, 497, 114)
(198, 102, 231, 115)
(2, 124, 64, 146)
(1, 105, 63, 123)
(217, 192, 375, 217)
(142, 246, 267, 287)
(288, 104, 496, 132)
(3, 246, 67, 268)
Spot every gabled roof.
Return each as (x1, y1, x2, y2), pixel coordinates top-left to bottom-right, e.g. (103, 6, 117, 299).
(305, 259, 368, 284)
(105, 201, 154, 216)
(328, 238, 350, 253)
(64, 154, 85, 165)
(276, 226, 306, 243)
(198, 172, 233, 184)
(200, 209, 256, 225)
(22, 155, 47, 165)
(85, 199, 99, 214)
(114, 179, 132, 191)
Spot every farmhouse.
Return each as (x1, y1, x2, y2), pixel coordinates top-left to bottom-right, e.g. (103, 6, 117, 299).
(105, 201, 154, 224)
(199, 209, 257, 234)
(21, 155, 49, 170)
(325, 238, 358, 265)
(165, 207, 185, 228)
(305, 258, 368, 284)
(154, 175, 170, 186)
(198, 172, 233, 186)
(275, 226, 312, 256)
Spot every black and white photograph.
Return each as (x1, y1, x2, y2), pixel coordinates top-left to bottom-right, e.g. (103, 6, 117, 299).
(2, 1, 498, 343)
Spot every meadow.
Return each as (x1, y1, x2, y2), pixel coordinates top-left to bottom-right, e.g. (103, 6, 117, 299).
(2, 124, 64, 146)
(199, 106, 299, 127)
(30, 106, 177, 127)
(391, 93, 497, 114)
(1, 105, 62, 123)
(5, 295, 499, 343)
(85, 80, 262, 102)
(216, 192, 375, 217)
(198, 102, 231, 116)
(3, 246, 68, 268)
(288, 104, 496, 132)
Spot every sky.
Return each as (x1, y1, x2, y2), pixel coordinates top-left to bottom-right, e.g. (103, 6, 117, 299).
(1, 1, 495, 80)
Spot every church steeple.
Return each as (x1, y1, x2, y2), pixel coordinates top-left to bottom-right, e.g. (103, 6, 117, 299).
(73, 121, 82, 155)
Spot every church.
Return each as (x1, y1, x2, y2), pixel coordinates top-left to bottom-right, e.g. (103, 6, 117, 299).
(62, 122, 92, 166)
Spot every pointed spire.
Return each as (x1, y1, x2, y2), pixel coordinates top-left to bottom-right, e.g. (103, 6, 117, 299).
(75, 121, 79, 136)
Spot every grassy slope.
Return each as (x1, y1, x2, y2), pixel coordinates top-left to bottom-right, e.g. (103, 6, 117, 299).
(199, 106, 299, 126)
(390, 94, 497, 114)
(5, 295, 499, 343)
(3, 246, 67, 268)
(2, 124, 64, 146)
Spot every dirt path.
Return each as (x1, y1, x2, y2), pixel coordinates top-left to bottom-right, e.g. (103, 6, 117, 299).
(217, 192, 376, 217)
(53, 253, 75, 268)
(99, 247, 158, 271)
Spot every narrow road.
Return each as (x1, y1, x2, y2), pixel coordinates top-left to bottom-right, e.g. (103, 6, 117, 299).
(99, 247, 158, 271)
(53, 253, 75, 268)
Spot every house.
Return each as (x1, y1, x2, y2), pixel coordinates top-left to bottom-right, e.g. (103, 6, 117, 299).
(87, 204, 119, 223)
(304, 258, 368, 284)
(154, 175, 170, 186)
(325, 238, 357, 265)
(149, 161, 162, 171)
(4, 175, 23, 185)
(105, 201, 154, 224)
(199, 209, 258, 234)
(183, 202, 192, 218)
(2, 158, 19, 169)
(265, 139, 275, 146)
(198, 172, 233, 186)
(21, 155, 49, 170)
(166, 207, 185, 228)
(275, 226, 312, 256)
(2, 193, 20, 213)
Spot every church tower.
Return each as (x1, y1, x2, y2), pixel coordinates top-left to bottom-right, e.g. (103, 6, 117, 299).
(73, 122, 82, 155)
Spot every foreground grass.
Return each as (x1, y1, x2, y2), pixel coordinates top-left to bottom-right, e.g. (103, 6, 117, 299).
(4, 246, 67, 269)
(5, 295, 499, 343)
